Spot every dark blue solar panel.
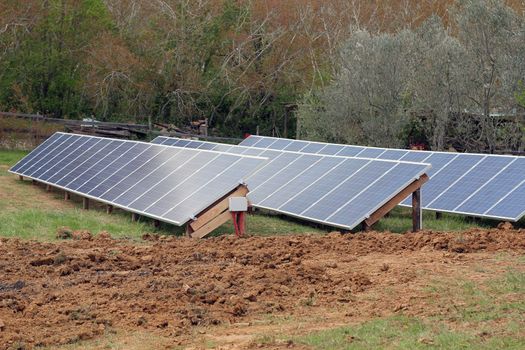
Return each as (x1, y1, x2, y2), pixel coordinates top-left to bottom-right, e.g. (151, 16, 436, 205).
(429, 156, 514, 211)
(257, 157, 345, 209)
(328, 163, 428, 226)
(19, 134, 77, 176)
(251, 137, 276, 148)
(238, 135, 525, 221)
(283, 140, 310, 152)
(239, 136, 262, 146)
(377, 149, 408, 160)
(317, 144, 345, 155)
(11, 133, 267, 227)
(422, 154, 483, 207)
(267, 139, 292, 150)
(456, 157, 525, 215)
(56, 140, 121, 187)
(300, 143, 326, 154)
(88, 146, 164, 198)
(399, 151, 432, 162)
(36, 137, 93, 180)
(301, 161, 394, 221)
(10, 133, 64, 173)
(153, 136, 431, 229)
(355, 148, 387, 158)
(248, 154, 319, 203)
(336, 146, 366, 157)
(485, 182, 525, 219)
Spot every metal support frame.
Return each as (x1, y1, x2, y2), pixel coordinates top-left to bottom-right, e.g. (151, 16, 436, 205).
(64, 191, 71, 200)
(106, 204, 113, 214)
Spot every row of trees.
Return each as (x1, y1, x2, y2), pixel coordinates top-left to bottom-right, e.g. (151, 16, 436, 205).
(0, 0, 524, 149)
(299, 0, 525, 152)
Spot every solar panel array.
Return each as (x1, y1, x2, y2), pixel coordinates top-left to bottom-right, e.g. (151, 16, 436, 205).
(239, 136, 525, 222)
(10, 133, 266, 226)
(152, 136, 431, 230)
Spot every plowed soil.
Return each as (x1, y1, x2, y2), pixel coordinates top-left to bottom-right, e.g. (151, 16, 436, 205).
(1, 227, 524, 349)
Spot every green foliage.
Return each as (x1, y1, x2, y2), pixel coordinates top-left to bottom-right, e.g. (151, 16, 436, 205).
(0, 0, 114, 117)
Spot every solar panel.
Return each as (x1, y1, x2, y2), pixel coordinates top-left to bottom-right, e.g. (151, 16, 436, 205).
(10, 133, 267, 226)
(152, 136, 431, 230)
(239, 135, 525, 222)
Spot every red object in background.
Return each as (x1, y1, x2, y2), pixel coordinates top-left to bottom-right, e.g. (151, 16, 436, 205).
(231, 212, 246, 237)
(243, 133, 251, 139)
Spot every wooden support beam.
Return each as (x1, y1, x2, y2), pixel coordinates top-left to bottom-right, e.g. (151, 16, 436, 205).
(185, 185, 250, 239)
(83, 197, 89, 210)
(190, 185, 248, 232)
(131, 213, 139, 222)
(64, 191, 71, 200)
(106, 204, 113, 214)
(190, 210, 232, 239)
(412, 188, 422, 232)
(18, 175, 23, 181)
(364, 174, 429, 228)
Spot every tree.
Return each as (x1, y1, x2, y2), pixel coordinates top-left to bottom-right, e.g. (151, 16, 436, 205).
(453, 0, 525, 152)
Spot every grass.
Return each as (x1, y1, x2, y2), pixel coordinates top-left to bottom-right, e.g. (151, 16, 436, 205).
(0, 149, 28, 167)
(290, 269, 525, 350)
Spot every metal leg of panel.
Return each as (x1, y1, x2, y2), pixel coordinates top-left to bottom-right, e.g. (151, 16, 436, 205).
(106, 205, 113, 214)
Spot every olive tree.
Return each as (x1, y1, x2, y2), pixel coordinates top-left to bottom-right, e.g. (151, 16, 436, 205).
(299, 29, 417, 147)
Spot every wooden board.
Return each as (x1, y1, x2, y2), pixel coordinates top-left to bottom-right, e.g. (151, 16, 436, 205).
(189, 185, 248, 231)
(364, 174, 429, 229)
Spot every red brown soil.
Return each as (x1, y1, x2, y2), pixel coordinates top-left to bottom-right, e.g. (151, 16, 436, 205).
(0, 228, 524, 349)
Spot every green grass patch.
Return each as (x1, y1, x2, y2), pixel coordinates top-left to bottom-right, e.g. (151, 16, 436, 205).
(0, 207, 168, 241)
(0, 149, 29, 167)
(373, 207, 495, 232)
(291, 268, 525, 350)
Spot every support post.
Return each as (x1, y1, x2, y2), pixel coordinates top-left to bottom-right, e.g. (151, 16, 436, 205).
(435, 212, 442, 220)
(46, 184, 51, 192)
(361, 222, 371, 232)
(153, 220, 160, 228)
(131, 212, 139, 222)
(18, 175, 23, 181)
(106, 204, 113, 214)
(83, 197, 89, 210)
(64, 191, 71, 200)
(412, 188, 422, 232)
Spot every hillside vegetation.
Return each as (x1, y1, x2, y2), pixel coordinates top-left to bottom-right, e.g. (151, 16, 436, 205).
(1, 0, 524, 151)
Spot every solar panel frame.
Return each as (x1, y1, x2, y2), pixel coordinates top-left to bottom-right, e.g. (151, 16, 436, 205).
(239, 135, 525, 221)
(10, 133, 267, 226)
(152, 136, 431, 230)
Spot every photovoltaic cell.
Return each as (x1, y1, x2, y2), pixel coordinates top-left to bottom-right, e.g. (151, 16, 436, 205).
(239, 135, 525, 221)
(10, 133, 267, 226)
(152, 136, 430, 230)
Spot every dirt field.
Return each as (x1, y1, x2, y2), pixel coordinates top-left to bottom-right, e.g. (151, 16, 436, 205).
(0, 227, 524, 349)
